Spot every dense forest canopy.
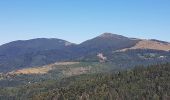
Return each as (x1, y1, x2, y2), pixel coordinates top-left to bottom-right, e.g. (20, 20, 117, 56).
(0, 63, 170, 100)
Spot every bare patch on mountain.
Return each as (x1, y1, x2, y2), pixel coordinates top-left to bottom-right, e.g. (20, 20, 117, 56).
(97, 53, 107, 62)
(119, 40, 170, 51)
(8, 62, 79, 75)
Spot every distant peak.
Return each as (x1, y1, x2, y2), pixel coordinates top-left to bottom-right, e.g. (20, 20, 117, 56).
(99, 33, 114, 37)
(98, 32, 127, 39)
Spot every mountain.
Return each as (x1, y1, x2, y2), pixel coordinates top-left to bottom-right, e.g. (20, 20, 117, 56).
(0, 38, 75, 72)
(0, 33, 170, 72)
(79, 33, 139, 52)
(1, 34, 170, 100)
(77, 33, 170, 63)
(0, 38, 74, 56)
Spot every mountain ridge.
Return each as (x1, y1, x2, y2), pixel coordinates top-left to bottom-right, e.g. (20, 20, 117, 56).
(0, 33, 170, 72)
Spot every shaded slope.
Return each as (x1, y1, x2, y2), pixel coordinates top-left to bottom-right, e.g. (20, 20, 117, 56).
(0, 38, 75, 72)
(79, 33, 139, 53)
(0, 33, 170, 72)
(0, 38, 74, 56)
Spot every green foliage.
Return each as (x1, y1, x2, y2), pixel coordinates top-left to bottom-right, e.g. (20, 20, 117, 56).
(1, 63, 170, 100)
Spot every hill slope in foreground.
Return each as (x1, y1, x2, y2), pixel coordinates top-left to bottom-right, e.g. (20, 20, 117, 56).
(0, 63, 170, 100)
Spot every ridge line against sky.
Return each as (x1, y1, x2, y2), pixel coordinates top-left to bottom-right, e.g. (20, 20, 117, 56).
(0, 0, 170, 45)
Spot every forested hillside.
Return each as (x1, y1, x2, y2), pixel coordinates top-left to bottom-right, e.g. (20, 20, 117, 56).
(1, 33, 170, 72)
(0, 63, 170, 100)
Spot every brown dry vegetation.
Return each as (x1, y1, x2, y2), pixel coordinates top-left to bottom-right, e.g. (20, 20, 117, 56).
(120, 40, 170, 51)
(8, 62, 79, 75)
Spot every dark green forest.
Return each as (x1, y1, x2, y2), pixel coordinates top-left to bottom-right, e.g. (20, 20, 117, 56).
(0, 63, 170, 100)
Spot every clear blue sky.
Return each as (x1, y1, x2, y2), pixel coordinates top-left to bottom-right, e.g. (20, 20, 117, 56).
(0, 0, 170, 45)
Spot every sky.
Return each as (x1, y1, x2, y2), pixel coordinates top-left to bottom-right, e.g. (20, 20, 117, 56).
(0, 0, 170, 45)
